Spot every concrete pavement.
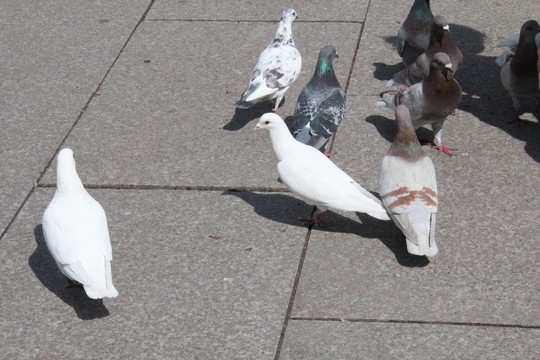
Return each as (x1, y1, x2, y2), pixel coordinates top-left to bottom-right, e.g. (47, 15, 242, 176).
(0, 1, 538, 358)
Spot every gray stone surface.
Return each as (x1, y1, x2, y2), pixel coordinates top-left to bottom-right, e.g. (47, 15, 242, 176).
(38, 20, 361, 188)
(0, 0, 539, 358)
(281, 320, 540, 360)
(0, 0, 150, 235)
(147, 1, 368, 21)
(0, 188, 308, 359)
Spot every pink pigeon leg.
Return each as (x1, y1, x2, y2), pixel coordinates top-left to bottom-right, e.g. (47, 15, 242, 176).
(301, 209, 326, 226)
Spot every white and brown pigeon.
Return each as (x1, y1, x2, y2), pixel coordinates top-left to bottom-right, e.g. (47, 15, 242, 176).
(292, 45, 346, 156)
(255, 113, 390, 225)
(234, 8, 302, 113)
(499, 20, 540, 123)
(378, 105, 438, 256)
(378, 52, 462, 156)
(42, 148, 118, 299)
(389, 15, 463, 86)
(397, 0, 434, 66)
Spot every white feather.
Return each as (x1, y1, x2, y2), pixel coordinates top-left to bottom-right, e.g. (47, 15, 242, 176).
(42, 148, 118, 299)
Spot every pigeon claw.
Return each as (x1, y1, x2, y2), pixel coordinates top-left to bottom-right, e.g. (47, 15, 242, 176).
(431, 144, 456, 156)
(300, 210, 326, 227)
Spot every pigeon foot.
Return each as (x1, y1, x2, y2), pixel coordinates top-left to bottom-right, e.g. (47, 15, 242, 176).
(300, 210, 326, 227)
(431, 144, 456, 156)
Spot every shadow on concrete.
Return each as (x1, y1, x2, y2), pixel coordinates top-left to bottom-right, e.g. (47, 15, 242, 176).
(29, 225, 110, 320)
(224, 191, 429, 267)
(366, 114, 438, 146)
(373, 24, 540, 162)
(223, 98, 286, 131)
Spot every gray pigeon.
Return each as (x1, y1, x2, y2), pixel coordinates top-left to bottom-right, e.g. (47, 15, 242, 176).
(292, 45, 346, 156)
(499, 20, 540, 123)
(397, 0, 434, 66)
(234, 8, 302, 113)
(378, 105, 438, 256)
(377, 52, 462, 156)
(390, 16, 463, 86)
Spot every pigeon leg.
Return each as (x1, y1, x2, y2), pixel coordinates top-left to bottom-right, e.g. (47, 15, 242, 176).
(66, 277, 82, 288)
(430, 143, 456, 156)
(323, 149, 335, 157)
(300, 209, 326, 226)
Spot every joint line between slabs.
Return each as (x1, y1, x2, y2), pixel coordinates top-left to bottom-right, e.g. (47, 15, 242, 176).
(0, 0, 157, 243)
(289, 317, 540, 329)
(146, 19, 363, 24)
(36, 183, 291, 193)
(274, 208, 314, 359)
(327, 0, 372, 154)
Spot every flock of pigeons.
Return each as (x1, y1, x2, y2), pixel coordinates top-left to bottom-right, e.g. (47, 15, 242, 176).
(40, 2, 539, 301)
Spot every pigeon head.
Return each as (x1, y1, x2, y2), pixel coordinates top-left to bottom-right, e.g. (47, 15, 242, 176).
(519, 20, 540, 42)
(315, 45, 338, 77)
(56, 148, 84, 192)
(430, 52, 453, 81)
(254, 113, 285, 131)
(281, 8, 298, 23)
(408, 0, 433, 22)
(431, 16, 450, 46)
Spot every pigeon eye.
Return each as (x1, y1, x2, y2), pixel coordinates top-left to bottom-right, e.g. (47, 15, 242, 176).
(292, 12, 296, 16)
(264, 120, 270, 124)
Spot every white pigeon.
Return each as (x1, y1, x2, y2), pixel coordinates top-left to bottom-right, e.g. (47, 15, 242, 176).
(254, 113, 390, 225)
(234, 8, 302, 113)
(42, 148, 118, 299)
(378, 105, 438, 256)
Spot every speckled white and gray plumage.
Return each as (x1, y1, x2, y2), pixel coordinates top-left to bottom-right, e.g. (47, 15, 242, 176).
(389, 16, 463, 87)
(234, 8, 302, 113)
(378, 53, 462, 156)
(42, 148, 118, 300)
(499, 20, 540, 121)
(378, 105, 438, 256)
(292, 45, 346, 153)
(255, 113, 390, 224)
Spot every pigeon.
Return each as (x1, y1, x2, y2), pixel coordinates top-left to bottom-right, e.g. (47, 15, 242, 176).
(42, 148, 118, 299)
(377, 52, 462, 156)
(397, 0, 434, 66)
(499, 20, 540, 123)
(495, 20, 540, 68)
(254, 113, 390, 225)
(378, 105, 438, 256)
(234, 8, 302, 113)
(291, 45, 346, 155)
(389, 16, 463, 86)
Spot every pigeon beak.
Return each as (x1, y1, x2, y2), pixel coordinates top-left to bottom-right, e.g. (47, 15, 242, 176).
(253, 125, 260, 131)
(445, 63, 453, 70)
(443, 25, 450, 32)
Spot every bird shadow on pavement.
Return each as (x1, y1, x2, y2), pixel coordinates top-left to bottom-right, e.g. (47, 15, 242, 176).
(223, 98, 286, 131)
(224, 191, 429, 267)
(29, 225, 110, 320)
(366, 114, 438, 146)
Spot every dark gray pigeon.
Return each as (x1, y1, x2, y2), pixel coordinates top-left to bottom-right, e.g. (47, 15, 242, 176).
(292, 45, 346, 156)
(397, 0, 434, 66)
(390, 16, 463, 86)
(499, 20, 540, 123)
(378, 105, 438, 256)
(377, 52, 462, 156)
(234, 8, 302, 113)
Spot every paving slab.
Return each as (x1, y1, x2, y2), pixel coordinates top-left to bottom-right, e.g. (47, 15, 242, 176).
(0, 0, 150, 235)
(147, 1, 368, 21)
(290, 0, 540, 328)
(280, 320, 540, 359)
(38, 20, 361, 188)
(0, 188, 310, 359)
